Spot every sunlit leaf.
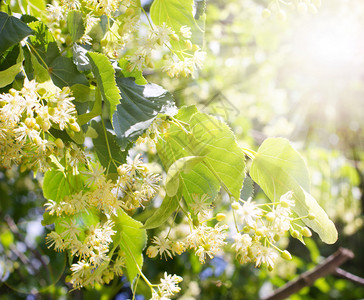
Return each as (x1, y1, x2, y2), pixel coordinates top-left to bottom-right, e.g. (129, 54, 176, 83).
(143, 189, 182, 229)
(157, 105, 246, 209)
(67, 11, 85, 43)
(87, 52, 121, 122)
(165, 156, 205, 197)
(0, 45, 23, 88)
(249, 137, 338, 244)
(112, 209, 147, 282)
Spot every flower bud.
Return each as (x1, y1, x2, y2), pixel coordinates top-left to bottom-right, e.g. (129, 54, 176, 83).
(216, 213, 226, 222)
(255, 228, 264, 236)
(55, 138, 64, 149)
(231, 202, 240, 210)
(184, 40, 193, 50)
(24, 117, 36, 128)
(308, 213, 315, 220)
(281, 250, 292, 260)
(69, 122, 80, 132)
(41, 120, 51, 132)
(301, 227, 312, 237)
(291, 230, 300, 238)
(170, 33, 179, 41)
(273, 233, 281, 242)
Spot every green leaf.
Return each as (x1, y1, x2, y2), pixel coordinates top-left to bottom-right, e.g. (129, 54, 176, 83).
(0, 45, 23, 88)
(240, 176, 254, 201)
(30, 51, 51, 83)
(0, 12, 33, 54)
(150, 0, 203, 48)
(249, 137, 338, 244)
(91, 120, 128, 174)
(87, 52, 121, 122)
(67, 11, 85, 43)
(71, 84, 96, 103)
(143, 191, 182, 230)
(49, 56, 89, 88)
(12, 0, 46, 18)
(165, 156, 205, 197)
(26, 21, 88, 88)
(112, 209, 147, 282)
(113, 77, 177, 150)
(157, 105, 246, 208)
(43, 170, 71, 202)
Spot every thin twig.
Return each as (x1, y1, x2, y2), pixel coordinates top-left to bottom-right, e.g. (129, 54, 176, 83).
(261, 248, 355, 300)
(334, 268, 364, 286)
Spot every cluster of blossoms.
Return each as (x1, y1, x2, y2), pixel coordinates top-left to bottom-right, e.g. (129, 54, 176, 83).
(146, 192, 314, 273)
(147, 194, 229, 264)
(0, 79, 80, 171)
(46, 0, 206, 78)
(136, 117, 171, 151)
(46, 0, 138, 45)
(44, 155, 161, 288)
(262, 0, 321, 21)
(151, 272, 183, 300)
(120, 21, 206, 78)
(232, 192, 313, 270)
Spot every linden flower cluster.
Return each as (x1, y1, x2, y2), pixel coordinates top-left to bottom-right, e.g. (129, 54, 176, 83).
(0, 79, 80, 171)
(146, 191, 314, 273)
(45, 156, 161, 288)
(262, 0, 322, 21)
(119, 21, 206, 78)
(151, 272, 183, 300)
(147, 194, 229, 263)
(46, 0, 137, 44)
(46, 0, 206, 77)
(232, 191, 314, 270)
(136, 117, 171, 151)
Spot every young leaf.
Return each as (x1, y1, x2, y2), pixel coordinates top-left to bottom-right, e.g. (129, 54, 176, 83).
(67, 11, 85, 43)
(0, 45, 24, 88)
(143, 191, 182, 230)
(157, 105, 246, 208)
(113, 77, 177, 150)
(0, 12, 34, 54)
(249, 137, 338, 244)
(112, 209, 147, 282)
(91, 120, 128, 174)
(87, 52, 121, 122)
(165, 156, 205, 197)
(43, 170, 71, 202)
